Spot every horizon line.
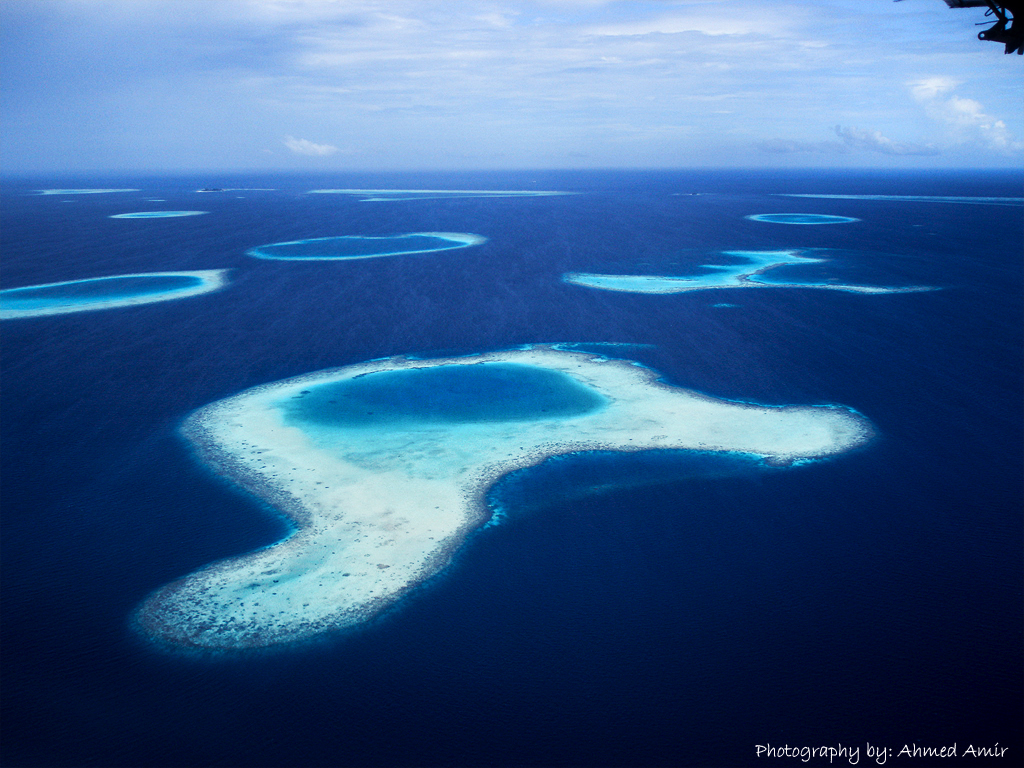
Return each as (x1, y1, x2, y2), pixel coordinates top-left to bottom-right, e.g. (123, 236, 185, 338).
(2, 166, 1022, 180)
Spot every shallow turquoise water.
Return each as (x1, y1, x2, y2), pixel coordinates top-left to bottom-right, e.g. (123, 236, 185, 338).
(279, 362, 608, 427)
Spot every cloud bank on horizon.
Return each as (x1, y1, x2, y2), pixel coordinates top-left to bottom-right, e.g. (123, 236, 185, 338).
(0, 0, 1020, 172)
(284, 136, 342, 156)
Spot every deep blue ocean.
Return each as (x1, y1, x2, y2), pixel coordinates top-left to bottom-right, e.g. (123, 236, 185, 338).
(1, 169, 1021, 767)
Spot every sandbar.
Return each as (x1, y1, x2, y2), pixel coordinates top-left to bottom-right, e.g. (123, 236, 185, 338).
(306, 189, 570, 201)
(0, 270, 228, 319)
(136, 345, 873, 651)
(564, 250, 935, 295)
(246, 233, 486, 261)
(110, 211, 208, 219)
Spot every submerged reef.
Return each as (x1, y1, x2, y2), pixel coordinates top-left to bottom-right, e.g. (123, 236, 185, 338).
(195, 188, 275, 193)
(745, 213, 859, 225)
(0, 270, 229, 320)
(136, 345, 873, 651)
(778, 194, 1023, 207)
(110, 211, 208, 219)
(36, 188, 139, 195)
(246, 233, 486, 261)
(306, 189, 569, 201)
(564, 250, 935, 295)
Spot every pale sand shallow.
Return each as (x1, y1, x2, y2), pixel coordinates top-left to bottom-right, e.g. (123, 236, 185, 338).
(0, 270, 229, 320)
(136, 346, 873, 651)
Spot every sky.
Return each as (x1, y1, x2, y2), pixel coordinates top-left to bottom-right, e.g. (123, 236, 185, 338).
(1, 0, 1021, 173)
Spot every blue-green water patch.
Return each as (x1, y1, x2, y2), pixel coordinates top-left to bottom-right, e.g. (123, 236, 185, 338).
(280, 363, 607, 428)
(746, 213, 859, 224)
(247, 232, 485, 261)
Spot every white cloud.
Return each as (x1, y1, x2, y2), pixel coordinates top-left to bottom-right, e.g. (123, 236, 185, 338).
(583, 6, 800, 37)
(3, 0, 1021, 171)
(909, 77, 959, 101)
(834, 126, 939, 156)
(909, 78, 1022, 154)
(283, 135, 341, 156)
(756, 125, 942, 157)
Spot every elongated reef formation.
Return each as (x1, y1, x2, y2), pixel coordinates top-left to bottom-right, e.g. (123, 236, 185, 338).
(0, 270, 229, 319)
(564, 250, 934, 294)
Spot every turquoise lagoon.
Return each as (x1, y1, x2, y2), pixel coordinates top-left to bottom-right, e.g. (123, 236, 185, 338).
(281, 362, 608, 430)
(247, 233, 486, 261)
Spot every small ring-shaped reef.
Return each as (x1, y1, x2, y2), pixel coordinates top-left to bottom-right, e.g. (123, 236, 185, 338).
(745, 213, 859, 225)
(246, 232, 486, 261)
